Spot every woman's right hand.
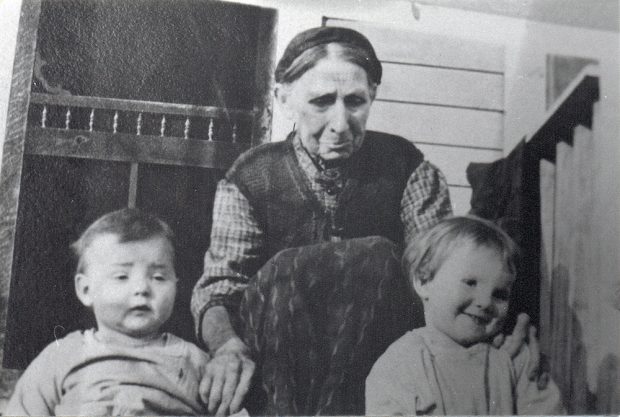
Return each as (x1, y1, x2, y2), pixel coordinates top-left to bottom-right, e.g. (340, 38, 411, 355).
(200, 336, 255, 416)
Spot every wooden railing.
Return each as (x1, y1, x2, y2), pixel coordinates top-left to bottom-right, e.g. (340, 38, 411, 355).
(25, 93, 254, 170)
(527, 66, 607, 414)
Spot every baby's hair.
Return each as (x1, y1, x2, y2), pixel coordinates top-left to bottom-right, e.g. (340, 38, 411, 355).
(402, 215, 519, 288)
(71, 208, 175, 274)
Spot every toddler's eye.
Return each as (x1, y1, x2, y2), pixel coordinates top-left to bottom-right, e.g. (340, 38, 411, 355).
(114, 274, 128, 281)
(463, 278, 477, 287)
(152, 273, 167, 282)
(493, 289, 511, 301)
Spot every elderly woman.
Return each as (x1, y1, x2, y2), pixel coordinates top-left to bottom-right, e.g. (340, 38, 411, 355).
(191, 27, 532, 416)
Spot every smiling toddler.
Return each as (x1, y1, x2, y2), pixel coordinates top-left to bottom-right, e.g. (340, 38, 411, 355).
(6, 208, 210, 416)
(366, 215, 564, 415)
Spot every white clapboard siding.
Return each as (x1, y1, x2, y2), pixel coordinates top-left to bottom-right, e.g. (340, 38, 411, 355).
(367, 101, 503, 149)
(379, 63, 504, 110)
(448, 186, 472, 216)
(415, 144, 502, 187)
(332, 19, 504, 72)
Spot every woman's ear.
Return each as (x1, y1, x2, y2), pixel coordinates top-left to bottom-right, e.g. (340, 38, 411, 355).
(274, 83, 296, 121)
(369, 82, 378, 102)
(75, 273, 93, 308)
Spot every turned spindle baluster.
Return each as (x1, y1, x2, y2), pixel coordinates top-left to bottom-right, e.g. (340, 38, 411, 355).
(208, 118, 214, 141)
(89, 109, 95, 132)
(160, 115, 166, 137)
(184, 117, 190, 140)
(113, 111, 119, 134)
(136, 113, 143, 136)
(65, 108, 71, 130)
(41, 105, 48, 128)
(232, 122, 238, 143)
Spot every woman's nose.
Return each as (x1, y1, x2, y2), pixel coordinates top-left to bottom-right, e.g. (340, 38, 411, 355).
(329, 101, 349, 133)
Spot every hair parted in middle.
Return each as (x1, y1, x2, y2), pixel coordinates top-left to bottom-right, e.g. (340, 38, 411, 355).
(274, 26, 382, 86)
(402, 215, 520, 288)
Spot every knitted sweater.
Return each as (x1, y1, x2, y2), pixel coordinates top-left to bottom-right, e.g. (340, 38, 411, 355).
(226, 131, 424, 259)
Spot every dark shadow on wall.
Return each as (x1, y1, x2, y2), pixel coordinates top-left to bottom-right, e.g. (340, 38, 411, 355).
(546, 264, 596, 413)
(596, 353, 620, 413)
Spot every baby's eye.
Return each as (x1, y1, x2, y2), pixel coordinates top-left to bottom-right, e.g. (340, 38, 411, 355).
(152, 273, 167, 282)
(113, 274, 128, 281)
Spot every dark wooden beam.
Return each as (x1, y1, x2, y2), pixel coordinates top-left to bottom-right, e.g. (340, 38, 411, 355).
(25, 128, 250, 170)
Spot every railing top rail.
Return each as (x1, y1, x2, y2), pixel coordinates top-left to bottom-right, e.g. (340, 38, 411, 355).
(30, 93, 255, 120)
(516, 65, 600, 162)
(528, 65, 600, 145)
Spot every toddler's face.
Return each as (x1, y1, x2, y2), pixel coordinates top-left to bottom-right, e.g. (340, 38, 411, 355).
(75, 233, 177, 341)
(415, 242, 514, 347)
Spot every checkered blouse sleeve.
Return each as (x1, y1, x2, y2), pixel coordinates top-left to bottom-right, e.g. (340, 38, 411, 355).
(190, 179, 265, 335)
(400, 161, 453, 243)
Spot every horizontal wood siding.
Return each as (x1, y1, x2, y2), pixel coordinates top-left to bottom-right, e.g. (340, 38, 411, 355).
(448, 186, 472, 217)
(378, 63, 504, 111)
(332, 19, 504, 72)
(368, 101, 503, 149)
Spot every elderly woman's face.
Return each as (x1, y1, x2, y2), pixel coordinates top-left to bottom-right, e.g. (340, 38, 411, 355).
(278, 56, 375, 161)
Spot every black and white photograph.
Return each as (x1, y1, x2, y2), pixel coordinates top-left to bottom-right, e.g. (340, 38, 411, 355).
(0, 0, 618, 415)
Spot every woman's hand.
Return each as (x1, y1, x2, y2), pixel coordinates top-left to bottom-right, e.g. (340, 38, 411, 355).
(200, 336, 255, 416)
(493, 313, 550, 388)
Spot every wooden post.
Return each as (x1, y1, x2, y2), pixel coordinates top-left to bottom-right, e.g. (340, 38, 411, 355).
(0, 0, 42, 392)
(251, 8, 277, 146)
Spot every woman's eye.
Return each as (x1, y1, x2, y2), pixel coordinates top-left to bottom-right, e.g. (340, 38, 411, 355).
(152, 274, 166, 281)
(345, 95, 366, 107)
(309, 95, 335, 107)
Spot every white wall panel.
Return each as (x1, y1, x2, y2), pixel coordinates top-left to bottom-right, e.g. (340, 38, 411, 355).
(368, 101, 503, 148)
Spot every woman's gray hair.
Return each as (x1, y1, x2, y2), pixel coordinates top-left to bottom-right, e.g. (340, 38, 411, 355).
(275, 26, 382, 85)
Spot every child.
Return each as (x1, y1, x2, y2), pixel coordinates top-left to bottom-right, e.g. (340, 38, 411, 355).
(366, 215, 564, 415)
(5, 208, 211, 416)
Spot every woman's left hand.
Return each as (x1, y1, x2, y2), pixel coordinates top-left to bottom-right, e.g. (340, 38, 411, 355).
(493, 313, 550, 388)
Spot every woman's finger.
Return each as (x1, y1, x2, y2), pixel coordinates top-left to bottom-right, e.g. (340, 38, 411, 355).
(207, 360, 226, 414)
(216, 359, 242, 416)
(527, 325, 541, 381)
(505, 313, 530, 358)
(230, 358, 256, 413)
(492, 333, 505, 349)
(199, 373, 213, 406)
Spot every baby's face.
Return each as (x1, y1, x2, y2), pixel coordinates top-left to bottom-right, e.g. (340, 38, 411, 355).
(76, 233, 177, 342)
(416, 242, 514, 347)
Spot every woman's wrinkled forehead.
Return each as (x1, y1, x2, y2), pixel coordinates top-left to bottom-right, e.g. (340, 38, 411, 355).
(275, 26, 382, 85)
